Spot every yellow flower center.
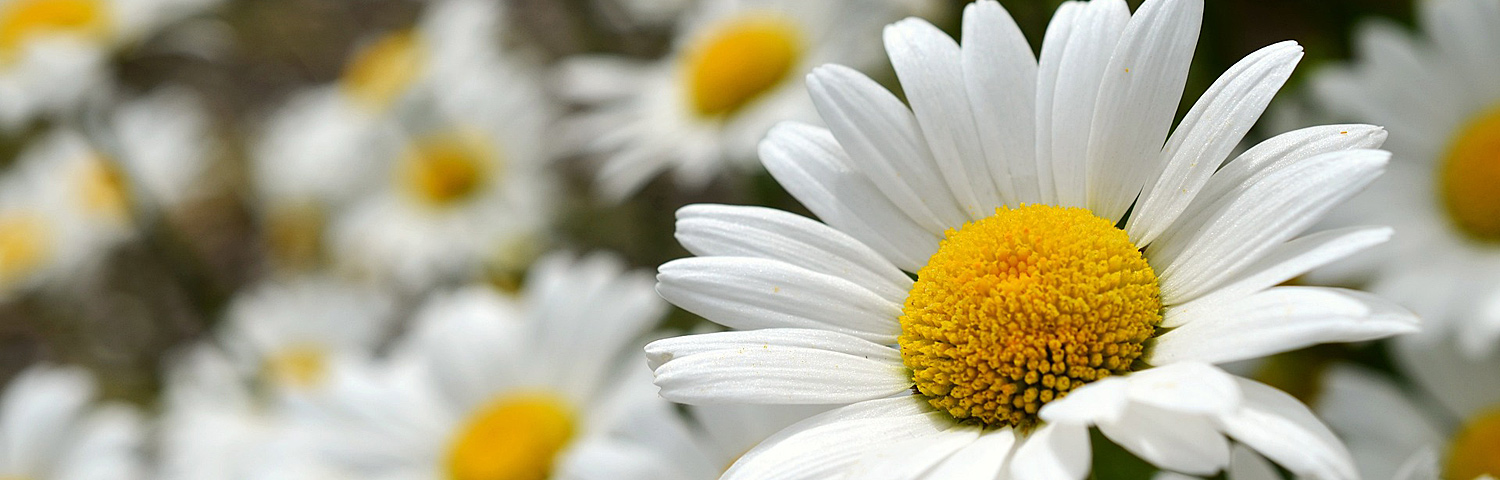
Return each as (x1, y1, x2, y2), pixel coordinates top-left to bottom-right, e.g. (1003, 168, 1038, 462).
(682, 15, 803, 118)
(262, 345, 328, 389)
(0, 213, 50, 280)
(447, 393, 576, 480)
(899, 205, 1162, 430)
(341, 30, 424, 109)
(1440, 104, 1500, 242)
(0, 0, 110, 63)
(1448, 407, 1500, 480)
(401, 131, 497, 207)
(77, 156, 131, 221)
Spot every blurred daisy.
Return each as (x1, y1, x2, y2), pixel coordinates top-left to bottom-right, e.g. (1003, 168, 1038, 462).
(304, 252, 665, 480)
(328, 46, 557, 288)
(1308, 0, 1500, 360)
(0, 0, 222, 130)
(1315, 351, 1500, 480)
(250, 0, 524, 272)
(158, 344, 354, 480)
(0, 364, 147, 480)
(217, 276, 395, 393)
(559, 0, 900, 200)
(101, 86, 217, 212)
(0, 180, 65, 297)
(645, 0, 1418, 478)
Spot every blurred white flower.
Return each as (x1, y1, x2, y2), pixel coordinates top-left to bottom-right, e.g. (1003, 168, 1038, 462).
(1305, 0, 1500, 360)
(299, 252, 666, 480)
(557, 0, 902, 200)
(0, 364, 147, 480)
(643, 0, 1419, 478)
(217, 275, 396, 395)
(0, 0, 224, 130)
(102, 85, 217, 212)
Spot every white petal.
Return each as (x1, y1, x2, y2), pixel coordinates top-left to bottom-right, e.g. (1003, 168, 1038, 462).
(1391, 449, 1441, 480)
(962, 0, 1039, 205)
(806, 65, 969, 234)
(1128, 41, 1302, 245)
(852, 426, 983, 480)
(656, 257, 902, 343)
(1150, 149, 1389, 303)
(1097, 403, 1229, 476)
(649, 336, 910, 405)
(1123, 362, 1242, 416)
(1221, 377, 1358, 480)
(674, 204, 912, 302)
(1085, 0, 1203, 223)
(1315, 365, 1445, 480)
(644, 329, 901, 371)
(1010, 422, 1092, 480)
(1226, 445, 1282, 480)
(1420, 0, 1500, 101)
(1039, 376, 1130, 425)
(885, 18, 1003, 217)
(1167, 226, 1391, 317)
(760, 122, 941, 271)
(925, 428, 1020, 480)
(724, 397, 950, 480)
(1038, 0, 1130, 208)
(1189, 124, 1387, 219)
(1152, 286, 1419, 365)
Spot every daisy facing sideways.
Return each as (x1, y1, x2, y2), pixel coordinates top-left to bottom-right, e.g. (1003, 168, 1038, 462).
(645, 0, 1419, 478)
(558, 0, 904, 200)
(1307, 0, 1500, 360)
(299, 252, 667, 480)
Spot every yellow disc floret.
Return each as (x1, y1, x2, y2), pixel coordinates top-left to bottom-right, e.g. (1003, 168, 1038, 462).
(0, 213, 50, 282)
(683, 15, 802, 118)
(899, 205, 1162, 430)
(262, 344, 328, 389)
(447, 393, 576, 480)
(0, 0, 110, 63)
(401, 131, 496, 207)
(1440, 104, 1500, 242)
(1448, 407, 1500, 480)
(341, 30, 424, 109)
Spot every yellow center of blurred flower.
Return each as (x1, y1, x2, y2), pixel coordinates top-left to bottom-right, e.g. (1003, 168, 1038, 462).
(1448, 407, 1500, 480)
(77, 156, 130, 221)
(0, 213, 51, 280)
(682, 15, 803, 118)
(0, 0, 110, 63)
(899, 205, 1161, 430)
(401, 132, 496, 207)
(263, 345, 328, 389)
(341, 30, 424, 109)
(447, 393, 576, 480)
(1440, 104, 1500, 242)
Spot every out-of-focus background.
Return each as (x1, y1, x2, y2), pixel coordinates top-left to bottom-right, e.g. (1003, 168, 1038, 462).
(0, 0, 1422, 476)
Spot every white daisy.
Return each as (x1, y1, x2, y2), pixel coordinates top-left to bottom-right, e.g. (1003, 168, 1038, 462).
(216, 275, 396, 394)
(644, 0, 1420, 478)
(99, 85, 217, 212)
(0, 364, 146, 480)
(157, 343, 355, 480)
(0, 176, 67, 297)
(302, 252, 666, 480)
(558, 0, 902, 200)
(1305, 0, 1500, 360)
(0, 0, 222, 130)
(1315, 349, 1500, 480)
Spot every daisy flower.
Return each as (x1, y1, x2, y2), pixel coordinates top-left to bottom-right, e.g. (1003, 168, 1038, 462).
(301, 252, 666, 480)
(217, 275, 396, 394)
(0, 364, 147, 480)
(1314, 347, 1500, 480)
(1305, 0, 1500, 360)
(0, 0, 222, 130)
(558, 0, 901, 200)
(644, 0, 1420, 478)
(102, 86, 217, 212)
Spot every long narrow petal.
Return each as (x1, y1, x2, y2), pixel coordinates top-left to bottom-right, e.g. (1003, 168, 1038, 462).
(852, 426, 983, 480)
(1167, 226, 1391, 319)
(1151, 287, 1419, 366)
(644, 329, 900, 371)
(675, 204, 912, 302)
(1085, 0, 1203, 223)
(885, 18, 1002, 217)
(656, 257, 902, 343)
(1097, 404, 1230, 476)
(1188, 124, 1386, 220)
(724, 397, 950, 480)
(924, 429, 1019, 480)
(1221, 377, 1358, 480)
(1010, 422, 1092, 480)
(1039, 0, 1130, 208)
(650, 343, 910, 405)
(962, 0, 1039, 205)
(1128, 41, 1302, 245)
(760, 122, 941, 270)
(806, 65, 969, 233)
(1150, 149, 1389, 303)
